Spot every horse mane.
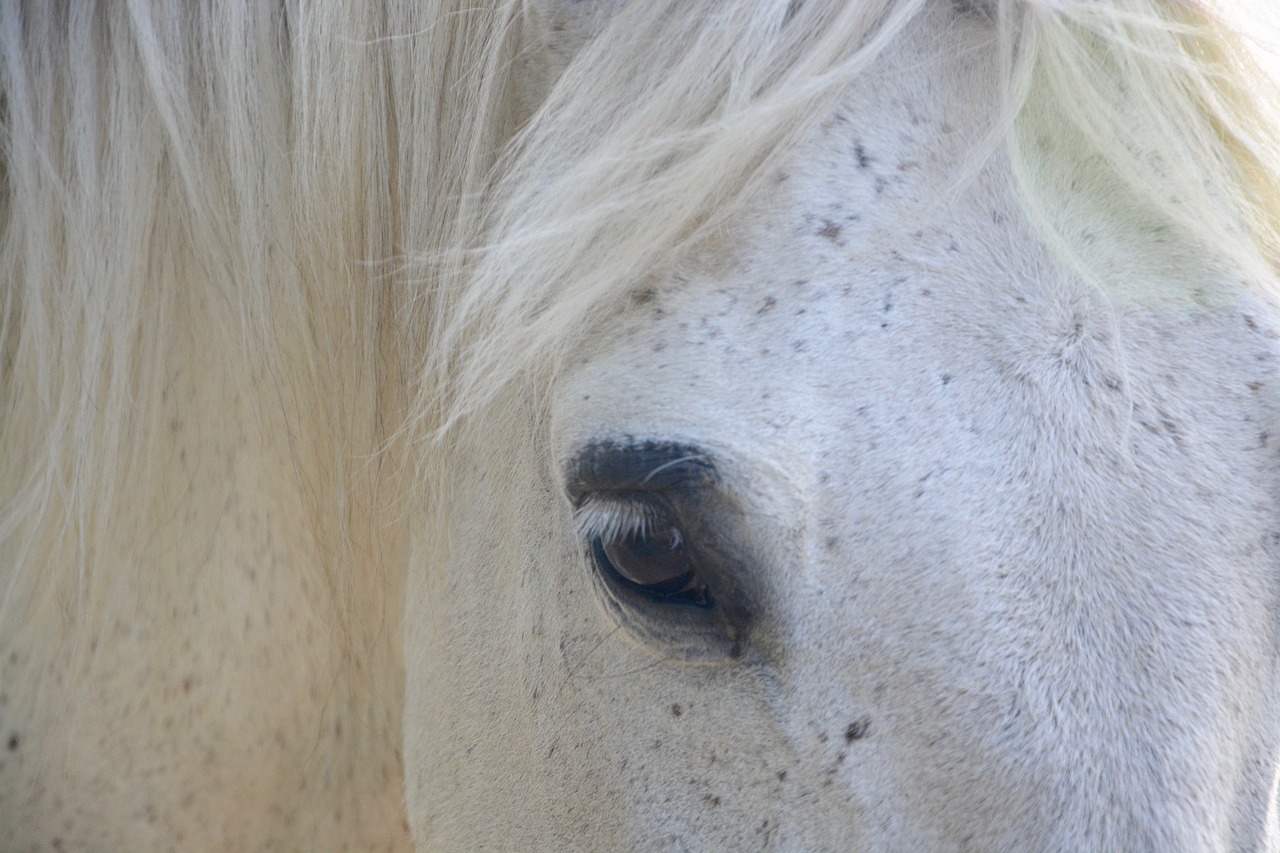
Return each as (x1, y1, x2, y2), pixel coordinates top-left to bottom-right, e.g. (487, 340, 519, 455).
(0, 0, 515, 657)
(1, 0, 1278, 645)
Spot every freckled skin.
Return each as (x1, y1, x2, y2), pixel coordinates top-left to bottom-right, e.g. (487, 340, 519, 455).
(407, 2, 1280, 851)
(0, 247, 411, 853)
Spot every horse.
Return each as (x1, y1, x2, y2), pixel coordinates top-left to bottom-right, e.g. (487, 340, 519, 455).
(4, 0, 1280, 849)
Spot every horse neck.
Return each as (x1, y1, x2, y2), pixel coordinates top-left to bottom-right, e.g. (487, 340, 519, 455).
(0, 174, 413, 850)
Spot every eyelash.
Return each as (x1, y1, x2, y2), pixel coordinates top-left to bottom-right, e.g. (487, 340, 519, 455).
(573, 494, 672, 545)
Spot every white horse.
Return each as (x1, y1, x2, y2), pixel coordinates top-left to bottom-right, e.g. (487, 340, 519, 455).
(4, 0, 1280, 849)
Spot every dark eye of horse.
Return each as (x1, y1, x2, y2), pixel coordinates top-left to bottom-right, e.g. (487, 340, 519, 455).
(592, 526, 712, 608)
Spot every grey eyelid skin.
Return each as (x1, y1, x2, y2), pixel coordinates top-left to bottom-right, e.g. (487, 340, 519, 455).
(565, 440, 716, 504)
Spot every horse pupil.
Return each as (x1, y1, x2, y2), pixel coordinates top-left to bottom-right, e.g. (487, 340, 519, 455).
(603, 527, 690, 590)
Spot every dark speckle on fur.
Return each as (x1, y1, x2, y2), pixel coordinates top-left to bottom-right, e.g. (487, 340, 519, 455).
(845, 718, 871, 743)
(854, 141, 872, 169)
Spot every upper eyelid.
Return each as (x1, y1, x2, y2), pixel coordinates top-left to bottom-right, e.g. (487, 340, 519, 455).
(564, 440, 716, 503)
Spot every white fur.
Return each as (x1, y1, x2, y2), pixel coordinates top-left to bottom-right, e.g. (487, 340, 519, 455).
(411, 0, 1280, 849)
(3, 0, 1280, 849)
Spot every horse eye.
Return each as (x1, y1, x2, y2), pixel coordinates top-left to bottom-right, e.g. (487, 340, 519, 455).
(592, 526, 712, 608)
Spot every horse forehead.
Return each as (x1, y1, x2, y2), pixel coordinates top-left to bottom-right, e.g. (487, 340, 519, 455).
(554, 50, 1023, 446)
(551, 22, 1280, 551)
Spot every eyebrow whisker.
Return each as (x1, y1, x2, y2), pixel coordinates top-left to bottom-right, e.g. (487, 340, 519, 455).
(639, 454, 709, 486)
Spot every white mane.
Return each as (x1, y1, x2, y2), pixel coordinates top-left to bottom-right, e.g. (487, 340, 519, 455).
(0, 2, 414, 656)
(2, 0, 1279, 660)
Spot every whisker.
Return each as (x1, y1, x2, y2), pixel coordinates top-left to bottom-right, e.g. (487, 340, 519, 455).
(639, 454, 708, 486)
